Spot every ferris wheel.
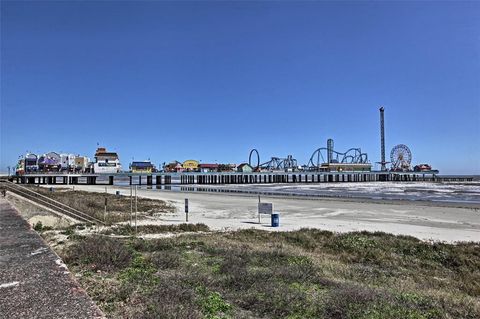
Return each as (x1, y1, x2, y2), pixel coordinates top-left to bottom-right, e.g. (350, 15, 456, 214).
(390, 144, 412, 171)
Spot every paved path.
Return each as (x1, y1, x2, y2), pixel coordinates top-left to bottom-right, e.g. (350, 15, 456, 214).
(0, 199, 104, 319)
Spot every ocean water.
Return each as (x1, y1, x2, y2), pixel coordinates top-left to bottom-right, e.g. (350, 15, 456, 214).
(104, 177, 480, 205)
(218, 182, 480, 204)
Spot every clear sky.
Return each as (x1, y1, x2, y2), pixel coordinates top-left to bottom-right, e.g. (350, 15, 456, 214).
(1, 1, 479, 174)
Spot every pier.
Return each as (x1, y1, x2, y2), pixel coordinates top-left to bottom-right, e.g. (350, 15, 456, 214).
(5, 170, 452, 186)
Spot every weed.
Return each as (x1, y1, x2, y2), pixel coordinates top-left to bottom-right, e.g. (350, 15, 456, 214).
(197, 287, 233, 319)
(118, 254, 158, 288)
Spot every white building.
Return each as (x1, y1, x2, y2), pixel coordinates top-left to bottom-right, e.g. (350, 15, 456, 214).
(60, 154, 76, 171)
(93, 147, 122, 173)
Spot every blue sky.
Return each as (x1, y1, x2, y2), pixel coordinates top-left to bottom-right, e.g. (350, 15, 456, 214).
(1, 1, 479, 174)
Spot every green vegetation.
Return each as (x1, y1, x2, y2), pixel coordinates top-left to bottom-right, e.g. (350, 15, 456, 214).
(33, 221, 53, 232)
(59, 229, 480, 319)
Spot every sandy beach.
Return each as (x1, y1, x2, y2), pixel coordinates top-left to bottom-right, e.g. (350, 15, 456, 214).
(44, 184, 480, 243)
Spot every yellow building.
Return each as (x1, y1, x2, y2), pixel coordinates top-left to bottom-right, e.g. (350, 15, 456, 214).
(182, 160, 199, 171)
(130, 161, 155, 173)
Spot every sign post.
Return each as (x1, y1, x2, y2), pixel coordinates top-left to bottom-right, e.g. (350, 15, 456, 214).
(185, 198, 189, 222)
(258, 195, 261, 223)
(104, 197, 107, 224)
(258, 202, 273, 224)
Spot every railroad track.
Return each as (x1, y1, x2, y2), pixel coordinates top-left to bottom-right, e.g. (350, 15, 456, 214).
(0, 180, 105, 225)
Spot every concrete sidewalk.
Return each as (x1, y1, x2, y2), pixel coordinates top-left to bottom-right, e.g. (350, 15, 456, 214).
(0, 199, 104, 319)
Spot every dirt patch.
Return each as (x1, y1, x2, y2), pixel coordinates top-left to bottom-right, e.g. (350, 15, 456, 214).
(28, 215, 71, 228)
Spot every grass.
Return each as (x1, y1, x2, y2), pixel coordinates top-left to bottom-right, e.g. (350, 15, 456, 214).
(102, 223, 210, 236)
(26, 187, 174, 223)
(57, 229, 480, 319)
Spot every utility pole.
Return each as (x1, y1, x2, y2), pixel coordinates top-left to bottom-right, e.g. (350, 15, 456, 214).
(130, 184, 133, 226)
(104, 197, 107, 224)
(104, 187, 107, 224)
(135, 185, 138, 235)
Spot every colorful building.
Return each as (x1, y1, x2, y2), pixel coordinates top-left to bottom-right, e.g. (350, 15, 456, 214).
(74, 156, 91, 173)
(198, 163, 218, 172)
(130, 161, 156, 173)
(164, 161, 182, 172)
(237, 163, 253, 173)
(38, 152, 61, 172)
(182, 160, 199, 171)
(24, 153, 38, 173)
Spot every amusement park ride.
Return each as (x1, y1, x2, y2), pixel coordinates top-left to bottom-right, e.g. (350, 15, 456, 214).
(247, 108, 433, 173)
(14, 107, 434, 176)
(247, 138, 371, 173)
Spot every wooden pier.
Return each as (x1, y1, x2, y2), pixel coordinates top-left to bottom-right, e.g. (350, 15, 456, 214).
(5, 170, 455, 186)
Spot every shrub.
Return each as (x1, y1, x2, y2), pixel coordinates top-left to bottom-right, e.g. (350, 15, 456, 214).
(151, 251, 181, 269)
(33, 221, 53, 232)
(33, 221, 43, 231)
(139, 276, 203, 319)
(63, 235, 132, 271)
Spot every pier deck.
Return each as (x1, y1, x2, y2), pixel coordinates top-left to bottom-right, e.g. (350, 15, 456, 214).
(5, 170, 452, 186)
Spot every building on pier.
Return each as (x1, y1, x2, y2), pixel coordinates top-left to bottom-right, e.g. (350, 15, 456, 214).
(130, 161, 156, 173)
(319, 163, 372, 172)
(60, 154, 76, 172)
(74, 156, 90, 173)
(217, 164, 236, 172)
(182, 160, 199, 171)
(237, 163, 253, 173)
(164, 161, 183, 172)
(24, 153, 39, 173)
(93, 147, 121, 173)
(38, 152, 61, 172)
(198, 163, 219, 173)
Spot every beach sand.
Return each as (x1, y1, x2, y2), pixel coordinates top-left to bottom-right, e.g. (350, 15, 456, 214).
(42, 184, 480, 243)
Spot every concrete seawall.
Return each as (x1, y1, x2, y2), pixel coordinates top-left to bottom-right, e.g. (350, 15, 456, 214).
(0, 199, 104, 319)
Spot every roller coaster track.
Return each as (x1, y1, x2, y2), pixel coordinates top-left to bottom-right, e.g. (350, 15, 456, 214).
(0, 180, 105, 225)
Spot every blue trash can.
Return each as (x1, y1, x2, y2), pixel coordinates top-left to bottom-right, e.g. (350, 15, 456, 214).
(116, 191, 120, 196)
(271, 213, 280, 227)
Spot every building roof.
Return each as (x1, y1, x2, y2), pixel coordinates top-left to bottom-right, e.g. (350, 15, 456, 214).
(95, 153, 119, 158)
(199, 163, 219, 169)
(131, 161, 154, 168)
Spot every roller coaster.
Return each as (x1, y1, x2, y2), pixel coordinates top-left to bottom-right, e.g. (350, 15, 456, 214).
(307, 148, 369, 169)
(249, 138, 369, 172)
(249, 149, 298, 171)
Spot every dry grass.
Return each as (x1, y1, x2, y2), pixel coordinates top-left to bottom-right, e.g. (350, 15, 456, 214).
(102, 223, 210, 236)
(27, 187, 174, 223)
(58, 229, 480, 319)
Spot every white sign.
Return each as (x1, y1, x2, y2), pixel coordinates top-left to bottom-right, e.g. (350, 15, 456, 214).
(258, 202, 273, 215)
